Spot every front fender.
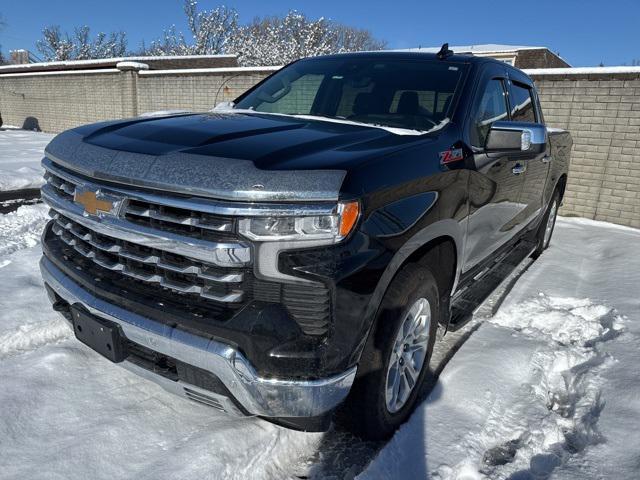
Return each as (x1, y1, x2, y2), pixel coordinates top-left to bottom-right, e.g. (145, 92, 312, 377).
(348, 218, 466, 367)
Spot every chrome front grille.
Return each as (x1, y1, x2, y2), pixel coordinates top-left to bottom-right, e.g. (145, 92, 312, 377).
(51, 212, 244, 303)
(45, 171, 76, 199)
(41, 157, 333, 335)
(41, 159, 251, 305)
(44, 170, 237, 240)
(41, 159, 251, 267)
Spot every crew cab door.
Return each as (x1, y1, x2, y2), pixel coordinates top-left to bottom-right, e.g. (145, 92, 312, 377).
(506, 77, 551, 227)
(462, 68, 528, 272)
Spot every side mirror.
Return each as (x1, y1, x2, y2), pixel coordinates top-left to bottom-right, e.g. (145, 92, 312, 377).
(485, 121, 547, 154)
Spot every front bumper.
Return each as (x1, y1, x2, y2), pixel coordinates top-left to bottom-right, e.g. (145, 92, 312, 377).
(40, 255, 357, 419)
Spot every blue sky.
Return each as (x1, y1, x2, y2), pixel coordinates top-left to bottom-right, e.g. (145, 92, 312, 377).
(0, 0, 638, 67)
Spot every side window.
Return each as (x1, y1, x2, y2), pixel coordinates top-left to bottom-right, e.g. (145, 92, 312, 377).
(472, 79, 509, 147)
(510, 82, 537, 123)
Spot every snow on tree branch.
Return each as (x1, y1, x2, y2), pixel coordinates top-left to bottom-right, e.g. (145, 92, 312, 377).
(36, 25, 127, 61)
(34, 2, 386, 64)
(143, 1, 238, 56)
(141, 1, 386, 65)
(228, 11, 386, 66)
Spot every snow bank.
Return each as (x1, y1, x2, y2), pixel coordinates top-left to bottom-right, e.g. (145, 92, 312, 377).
(0, 130, 54, 191)
(0, 204, 50, 257)
(0, 317, 71, 359)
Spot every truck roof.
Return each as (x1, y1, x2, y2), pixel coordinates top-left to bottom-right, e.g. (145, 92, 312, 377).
(313, 50, 534, 84)
(312, 50, 502, 66)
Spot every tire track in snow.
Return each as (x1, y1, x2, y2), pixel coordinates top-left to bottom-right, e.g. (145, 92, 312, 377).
(437, 294, 624, 480)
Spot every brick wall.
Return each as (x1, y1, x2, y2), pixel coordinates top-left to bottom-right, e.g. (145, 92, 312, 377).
(527, 68, 640, 228)
(1, 63, 639, 228)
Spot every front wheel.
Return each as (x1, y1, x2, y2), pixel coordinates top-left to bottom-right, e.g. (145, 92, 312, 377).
(532, 190, 560, 259)
(339, 264, 440, 440)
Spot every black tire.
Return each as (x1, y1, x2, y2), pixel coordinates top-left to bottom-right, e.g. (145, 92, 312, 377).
(339, 263, 441, 440)
(532, 189, 560, 259)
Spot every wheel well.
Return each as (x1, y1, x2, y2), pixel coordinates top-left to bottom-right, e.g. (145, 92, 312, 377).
(405, 237, 457, 300)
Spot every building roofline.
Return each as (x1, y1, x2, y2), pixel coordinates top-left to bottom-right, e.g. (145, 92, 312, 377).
(525, 66, 640, 75)
(0, 54, 238, 74)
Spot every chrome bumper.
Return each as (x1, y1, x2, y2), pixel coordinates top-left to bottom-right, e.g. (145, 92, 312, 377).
(40, 256, 356, 418)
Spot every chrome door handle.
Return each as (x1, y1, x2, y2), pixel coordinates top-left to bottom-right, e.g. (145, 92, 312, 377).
(542, 155, 553, 163)
(512, 164, 526, 175)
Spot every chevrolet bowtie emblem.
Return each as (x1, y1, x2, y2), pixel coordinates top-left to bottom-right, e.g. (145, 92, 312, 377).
(74, 189, 116, 216)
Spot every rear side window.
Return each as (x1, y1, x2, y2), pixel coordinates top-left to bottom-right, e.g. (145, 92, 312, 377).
(471, 79, 509, 147)
(510, 82, 537, 123)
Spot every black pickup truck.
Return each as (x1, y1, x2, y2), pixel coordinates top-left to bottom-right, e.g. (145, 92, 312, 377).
(39, 49, 571, 439)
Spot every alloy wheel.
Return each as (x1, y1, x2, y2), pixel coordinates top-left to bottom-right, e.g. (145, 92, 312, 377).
(385, 297, 432, 413)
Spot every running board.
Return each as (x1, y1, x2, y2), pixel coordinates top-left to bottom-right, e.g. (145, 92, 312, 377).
(448, 241, 536, 331)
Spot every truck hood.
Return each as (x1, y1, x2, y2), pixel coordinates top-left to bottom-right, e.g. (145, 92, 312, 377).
(44, 112, 434, 202)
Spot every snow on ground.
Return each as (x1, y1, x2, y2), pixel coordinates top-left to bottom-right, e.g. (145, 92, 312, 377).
(360, 217, 640, 480)
(0, 203, 49, 257)
(0, 209, 638, 479)
(0, 206, 324, 480)
(0, 129, 54, 192)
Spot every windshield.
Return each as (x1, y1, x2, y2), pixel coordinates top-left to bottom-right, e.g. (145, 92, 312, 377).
(234, 56, 467, 132)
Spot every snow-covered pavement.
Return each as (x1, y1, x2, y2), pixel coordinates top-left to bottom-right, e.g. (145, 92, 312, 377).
(0, 206, 638, 480)
(361, 218, 640, 480)
(0, 129, 54, 192)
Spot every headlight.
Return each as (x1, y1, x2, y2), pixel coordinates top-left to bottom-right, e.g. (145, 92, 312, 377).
(238, 200, 360, 243)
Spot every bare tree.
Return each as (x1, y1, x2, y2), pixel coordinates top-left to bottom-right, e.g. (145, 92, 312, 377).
(228, 11, 386, 66)
(36, 25, 127, 61)
(144, 0, 237, 55)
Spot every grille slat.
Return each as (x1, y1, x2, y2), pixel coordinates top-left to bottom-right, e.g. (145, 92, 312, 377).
(126, 202, 234, 233)
(125, 200, 236, 240)
(183, 388, 225, 411)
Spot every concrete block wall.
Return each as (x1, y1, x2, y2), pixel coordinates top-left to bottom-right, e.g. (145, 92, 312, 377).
(0, 65, 277, 132)
(528, 68, 640, 228)
(0, 69, 127, 132)
(136, 68, 275, 114)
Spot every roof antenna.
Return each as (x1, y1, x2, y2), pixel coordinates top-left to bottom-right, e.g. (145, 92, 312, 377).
(437, 43, 454, 60)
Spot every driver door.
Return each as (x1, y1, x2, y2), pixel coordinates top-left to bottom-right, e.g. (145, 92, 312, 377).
(463, 72, 528, 272)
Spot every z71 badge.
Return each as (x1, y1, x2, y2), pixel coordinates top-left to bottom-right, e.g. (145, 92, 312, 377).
(439, 148, 464, 165)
